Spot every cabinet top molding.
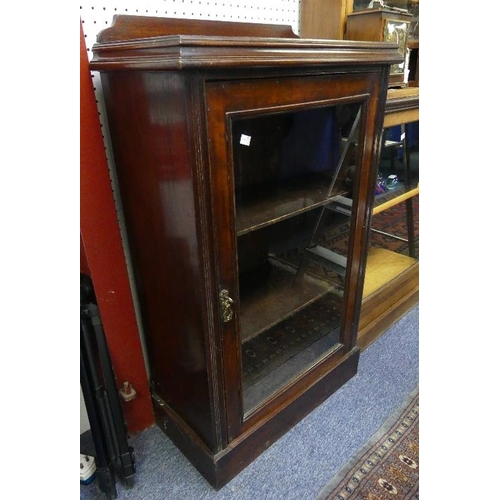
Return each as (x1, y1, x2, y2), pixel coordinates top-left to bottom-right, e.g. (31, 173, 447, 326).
(90, 15, 403, 71)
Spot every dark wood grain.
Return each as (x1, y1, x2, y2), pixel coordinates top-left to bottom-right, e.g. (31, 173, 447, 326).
(96, 14, 298, 43)
(90, 15, 397, 489)
(98, 69, 220, 451)
(90, 15, 402, 72)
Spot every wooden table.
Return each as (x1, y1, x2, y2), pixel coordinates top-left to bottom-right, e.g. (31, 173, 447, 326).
(357, 86, 419, 350)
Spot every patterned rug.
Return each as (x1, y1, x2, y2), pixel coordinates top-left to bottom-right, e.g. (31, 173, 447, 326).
(242, 292, 341, 387)
(309, 195, 419, 261)
(316, 387, 419, 500)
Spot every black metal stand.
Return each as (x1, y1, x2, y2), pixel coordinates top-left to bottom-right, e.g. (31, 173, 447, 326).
(80, 273, 136, 499)
(403, 123, 416, 259)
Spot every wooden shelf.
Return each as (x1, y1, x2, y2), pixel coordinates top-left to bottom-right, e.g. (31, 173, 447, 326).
(239, 257, 339, 343)
(235, 173, 349, 236)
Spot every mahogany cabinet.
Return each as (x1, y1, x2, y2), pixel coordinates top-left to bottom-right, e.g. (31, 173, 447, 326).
(90, 15, 401, 489)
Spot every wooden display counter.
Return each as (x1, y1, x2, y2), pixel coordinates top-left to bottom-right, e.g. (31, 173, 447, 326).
(357, 87, 419, 350)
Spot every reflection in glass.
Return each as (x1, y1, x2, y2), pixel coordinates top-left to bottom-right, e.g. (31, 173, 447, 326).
(231, 103, 362, 414)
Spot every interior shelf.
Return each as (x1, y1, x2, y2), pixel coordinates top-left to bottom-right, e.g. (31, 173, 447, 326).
(239, 257, 341, 343)
(235, 173, 350, 236)
(241, 292, 342, 398)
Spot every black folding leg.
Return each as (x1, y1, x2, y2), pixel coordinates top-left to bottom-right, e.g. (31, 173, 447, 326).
(80, 273, 136, 498)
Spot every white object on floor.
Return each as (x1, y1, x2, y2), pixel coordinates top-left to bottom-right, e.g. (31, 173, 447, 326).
(80, 454, 96, 485)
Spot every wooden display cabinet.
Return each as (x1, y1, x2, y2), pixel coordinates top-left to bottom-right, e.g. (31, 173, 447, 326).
(90, 15, 401, 489)
(359, 87, 419, 349)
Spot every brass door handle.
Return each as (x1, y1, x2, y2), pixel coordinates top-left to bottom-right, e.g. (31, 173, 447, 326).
(219, 289, 234, 323)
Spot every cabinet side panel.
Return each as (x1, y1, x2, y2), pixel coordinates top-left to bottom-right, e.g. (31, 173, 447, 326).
(99, 71, 216, 450)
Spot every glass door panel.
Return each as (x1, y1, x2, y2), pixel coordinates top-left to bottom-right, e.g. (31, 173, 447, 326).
(231, 102, 362, 414)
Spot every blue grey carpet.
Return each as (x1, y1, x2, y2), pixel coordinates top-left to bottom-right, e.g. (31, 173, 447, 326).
(81, 305, 418, 500)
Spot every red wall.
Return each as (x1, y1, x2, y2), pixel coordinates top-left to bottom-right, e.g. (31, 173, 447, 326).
(80, 21, 154, 435)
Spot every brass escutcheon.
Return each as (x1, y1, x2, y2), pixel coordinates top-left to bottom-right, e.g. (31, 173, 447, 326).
(219, 289, 234, 323)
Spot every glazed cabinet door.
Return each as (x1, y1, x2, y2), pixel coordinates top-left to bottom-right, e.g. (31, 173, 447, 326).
(206, 73, 381, 440)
